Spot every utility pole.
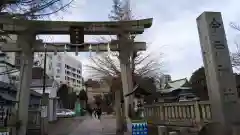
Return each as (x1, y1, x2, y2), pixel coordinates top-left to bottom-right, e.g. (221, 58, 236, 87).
(43, 44, 47, 94)
(41, 44, 48, 135)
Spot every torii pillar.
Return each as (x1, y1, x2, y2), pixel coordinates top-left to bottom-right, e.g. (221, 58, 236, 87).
(118, 33, 135, 133)
(16, 33, 35, 135)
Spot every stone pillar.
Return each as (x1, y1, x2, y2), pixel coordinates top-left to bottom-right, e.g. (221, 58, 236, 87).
(157, 126, 167, 135)
(16, 33, 35, 135)
(115, 90, 123, 134)
(119, 33, 134, 120)
(197, 11, 240, 134)
(48, 98, 53, 122)
(41, 93, 49, 135)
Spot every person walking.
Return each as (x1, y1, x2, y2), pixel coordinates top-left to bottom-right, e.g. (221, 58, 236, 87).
(93, 107, 97, 118)
(96, 107, 102, 120)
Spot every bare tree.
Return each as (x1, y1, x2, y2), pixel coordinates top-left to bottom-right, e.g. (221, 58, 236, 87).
(0, 0, 76, 46)
(230, 23, 240, 71)
(231, 42, 240, 70)
(86, 1, 162, 133)
(87, 0, 163, 81)
(0, 0, 75, 18)
(87, 51, 163, 83)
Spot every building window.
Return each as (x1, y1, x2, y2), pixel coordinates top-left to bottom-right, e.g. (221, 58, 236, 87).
(66, 76, 70, 81)
(77, 70, 81, 74)
(56, 75, 60, 78)
(65, 76, 70, 81)
(65, 64, 70, 69)
(16, 58, 21, 65)
(77, 80, 81, 84)
(65, 71, 70, 75)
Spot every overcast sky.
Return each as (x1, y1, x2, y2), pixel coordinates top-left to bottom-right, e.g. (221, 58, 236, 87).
(46, 0, 240, 80)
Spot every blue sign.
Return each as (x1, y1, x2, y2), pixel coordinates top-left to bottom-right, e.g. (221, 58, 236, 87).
(132, 122, 148, 135)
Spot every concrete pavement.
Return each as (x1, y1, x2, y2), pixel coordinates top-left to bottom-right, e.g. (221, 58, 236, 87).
(49, 115, 131, 135)
(69, 115, 117, 135)
(48, 116, 87, 135)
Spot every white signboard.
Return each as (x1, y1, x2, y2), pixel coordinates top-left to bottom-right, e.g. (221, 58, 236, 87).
(0, 132, 9, 135)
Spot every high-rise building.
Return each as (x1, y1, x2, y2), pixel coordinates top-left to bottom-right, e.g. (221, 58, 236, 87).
(160, 74, 172, 89)
(34, 52, 83, 93)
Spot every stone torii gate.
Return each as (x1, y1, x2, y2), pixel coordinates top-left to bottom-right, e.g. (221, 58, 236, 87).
(0, 13, 152, 135)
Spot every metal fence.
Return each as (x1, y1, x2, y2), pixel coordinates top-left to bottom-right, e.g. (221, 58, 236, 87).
(0, 106, 12, 128)
(0, 106, 41, 130)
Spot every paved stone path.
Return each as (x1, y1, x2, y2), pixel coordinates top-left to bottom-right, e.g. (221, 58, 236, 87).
(49, 115, 131, 135)
(48, 116, 87, 135)
(69, 115, 116, 135)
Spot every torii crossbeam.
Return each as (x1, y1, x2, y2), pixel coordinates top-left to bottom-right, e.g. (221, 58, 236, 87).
(0, 40, 146, 52)
(0, 13, 152, 35)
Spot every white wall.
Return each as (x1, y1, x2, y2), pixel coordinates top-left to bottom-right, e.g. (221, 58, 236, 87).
(32, 87, 57, 98)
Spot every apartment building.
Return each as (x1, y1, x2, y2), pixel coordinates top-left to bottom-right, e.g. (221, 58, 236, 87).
(35, 52, 83, 93)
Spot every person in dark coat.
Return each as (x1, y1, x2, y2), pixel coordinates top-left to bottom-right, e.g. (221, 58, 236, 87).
(93, 108, 97, 118)
(96, 107, 102, 120)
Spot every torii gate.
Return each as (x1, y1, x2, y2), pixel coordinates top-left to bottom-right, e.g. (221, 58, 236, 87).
(0, 13, 152, 135)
